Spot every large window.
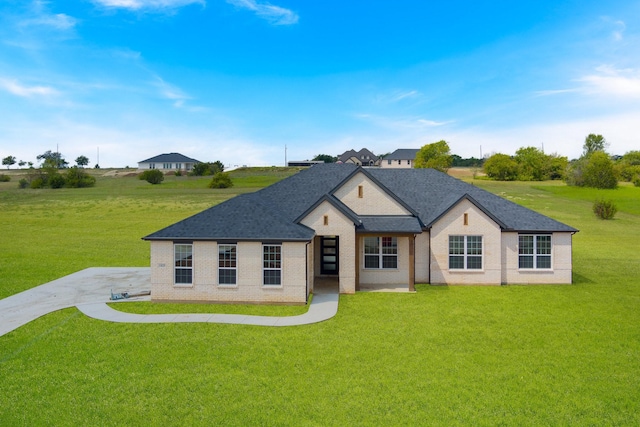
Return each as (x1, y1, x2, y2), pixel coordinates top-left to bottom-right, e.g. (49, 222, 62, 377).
(263, 245, 282, 286)
(174, 244, 193, 284)
(218, 244, 237, 285)
(519, 235, 552, 269)
(449, 236, 482, 270)
(364, 236, 398, 269)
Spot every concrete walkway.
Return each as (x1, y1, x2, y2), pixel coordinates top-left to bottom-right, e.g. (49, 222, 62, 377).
(0, 268, 339, 337)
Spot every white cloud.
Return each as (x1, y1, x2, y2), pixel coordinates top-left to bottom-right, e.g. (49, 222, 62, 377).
(226, 0, 298, 25)
(578, 65, 640, 98)
(20, 13, 77, 30)
(92, 0, 204, 11)
(0, 78, 58, 97)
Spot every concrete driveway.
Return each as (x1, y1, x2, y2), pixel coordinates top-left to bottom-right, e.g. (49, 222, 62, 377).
(0, 267, 339, 337)
(0, 267, 150, 337)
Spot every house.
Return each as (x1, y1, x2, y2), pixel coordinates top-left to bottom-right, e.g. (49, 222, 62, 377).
(137, 153, 201, 172)
(143, 164, 577, 304)
(338, 148, 380, 166)
(381, 148, 419, 168)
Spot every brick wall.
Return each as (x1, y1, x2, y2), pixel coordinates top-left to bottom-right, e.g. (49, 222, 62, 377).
(150, 241, 308, 304)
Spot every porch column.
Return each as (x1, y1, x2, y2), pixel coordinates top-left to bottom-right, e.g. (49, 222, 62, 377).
(409, 235, 415, 292)
(355, 234, 360, 291)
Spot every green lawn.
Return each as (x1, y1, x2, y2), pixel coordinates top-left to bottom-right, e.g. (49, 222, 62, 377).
(1, 170, 639, 425)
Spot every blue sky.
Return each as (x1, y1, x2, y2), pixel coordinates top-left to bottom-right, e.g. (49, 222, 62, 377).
(1, 0, 639, 168)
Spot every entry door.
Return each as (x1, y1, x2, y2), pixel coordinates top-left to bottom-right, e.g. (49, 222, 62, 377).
(321, 236, 339, 275)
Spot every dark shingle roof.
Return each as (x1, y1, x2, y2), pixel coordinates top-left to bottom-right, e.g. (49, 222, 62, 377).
(383, 149, 419, 161)
(139, 153, 201, 164)
(144, 164, 577, 241)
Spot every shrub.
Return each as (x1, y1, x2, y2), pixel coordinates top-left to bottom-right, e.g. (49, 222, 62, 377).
(208, 172, 233, 188)
(139, 169, 164, 185)
(48, 173, 66, 188)
(633, 176, 640, 187)
(0, 174, 10, 182)
(175, 169, 182, 177)
(18, 178, 29, 189)
(64, 167, 96, 188)
(593, 199, 618, 220)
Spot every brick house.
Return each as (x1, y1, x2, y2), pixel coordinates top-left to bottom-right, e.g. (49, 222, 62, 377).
(143, 164, 577, 304)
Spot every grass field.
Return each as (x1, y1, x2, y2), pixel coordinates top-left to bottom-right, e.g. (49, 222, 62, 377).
(1, 168, 639, 425)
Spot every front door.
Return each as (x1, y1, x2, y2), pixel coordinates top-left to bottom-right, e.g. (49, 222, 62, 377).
(321, 236, 339, 275)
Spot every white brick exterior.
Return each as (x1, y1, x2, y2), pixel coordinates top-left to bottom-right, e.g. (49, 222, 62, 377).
(150, 241, 309, 304)
(501, 232, 572, 284)
(333, 174, 410, 215)
(300, 201, 357, 294)
(430, 199, 503, 285)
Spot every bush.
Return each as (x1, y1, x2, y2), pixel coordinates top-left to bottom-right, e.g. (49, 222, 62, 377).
(18, 178, 29, 189)
(175, 169, 182, 177)
(48, 173, 66, 188)
(0, 174, 10, 182)
(65, 167, 96, 188)
(593, 199, 618, 220)
(633, 176, 640, 187)
(208, 172, 233, 188)
(139, 169, 164, 185)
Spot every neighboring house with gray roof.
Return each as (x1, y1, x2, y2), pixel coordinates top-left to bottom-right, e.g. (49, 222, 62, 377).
(143, 164, 577, 304)
(338, 148, 380, 166)
(381, 148, 420, 168)
(137, 153, 201, 172)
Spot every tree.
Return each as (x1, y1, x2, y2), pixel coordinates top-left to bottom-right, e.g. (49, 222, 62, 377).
(139, 169, 164, 184)
(2, 155, 16, 169)
(37, 150, 68, 169)
(583, 134, 607, 157)
(18, 160, 26, 167)
(483, 153, 519, 181)
(618, 150, 640, 182)
(75, 155, 89, 167)
(312, 154, 337, 163)
(414, 140, 452, 172)
(548, 154, 569, 181)
(514, 147, 549, 181)
(581, 151, 618, 189)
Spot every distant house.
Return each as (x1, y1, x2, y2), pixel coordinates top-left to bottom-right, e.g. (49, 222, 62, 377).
(137, 153, 201, 172)
(381, 149, 419, 168)
(143, 164, 577, 304)
(338, 149, 380, 166)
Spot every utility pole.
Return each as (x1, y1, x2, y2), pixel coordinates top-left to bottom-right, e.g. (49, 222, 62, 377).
(285, 145, 287, 166)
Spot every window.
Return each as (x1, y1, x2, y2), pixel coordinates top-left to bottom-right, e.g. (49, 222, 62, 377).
(323, 215, 329, 226)
(163, 163, 171, 169)
(364, 237, 398, 269)
(176, 163, 182, 169)
(463, 213, 469, 226)
(449, 236, 482, 270)
(387, 159, 391, 165)
(149, 163, 155, 169)
(358, 185, 364, 198)
(174, 244, 193, 284)
(519, 235, 552, 269)
(263, 245, 282, 285)
(218, 244, 237, 285)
